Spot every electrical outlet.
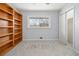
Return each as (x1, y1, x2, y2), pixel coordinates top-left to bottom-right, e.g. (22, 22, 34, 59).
(40, 37, 43, 39)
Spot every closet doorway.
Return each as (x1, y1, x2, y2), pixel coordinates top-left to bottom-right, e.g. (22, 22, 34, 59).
(66, 9, 74, 47)
(67, 17, 73, 46)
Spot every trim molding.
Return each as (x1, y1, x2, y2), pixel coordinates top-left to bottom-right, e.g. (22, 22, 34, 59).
(23, 39, 58, 41)
(73, 48, 79, 54)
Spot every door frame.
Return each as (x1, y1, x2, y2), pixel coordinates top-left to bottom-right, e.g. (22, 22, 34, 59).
(65, 8, 75, 48)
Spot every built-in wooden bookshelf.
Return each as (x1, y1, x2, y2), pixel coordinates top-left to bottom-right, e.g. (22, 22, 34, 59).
(0, 3, 22, 55)
(14, 11, 22, 45)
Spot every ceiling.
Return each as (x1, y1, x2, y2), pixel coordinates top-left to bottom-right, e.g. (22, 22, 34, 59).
(10, 3, 66, 11)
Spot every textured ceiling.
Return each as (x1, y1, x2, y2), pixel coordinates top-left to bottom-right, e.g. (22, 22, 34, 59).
(10, 3, 67, 11)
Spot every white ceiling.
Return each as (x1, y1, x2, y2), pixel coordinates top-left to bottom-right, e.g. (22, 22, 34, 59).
(10, 3, 66, 11)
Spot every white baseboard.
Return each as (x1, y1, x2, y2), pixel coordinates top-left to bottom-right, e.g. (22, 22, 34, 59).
(73, 48, 79, 54)
(23, 39, 58, 41)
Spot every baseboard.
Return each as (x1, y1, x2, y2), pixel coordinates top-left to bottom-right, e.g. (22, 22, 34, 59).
(58, 40, 68, 45)
(23, 39, 58, 41)
(73, 48, 79, 54)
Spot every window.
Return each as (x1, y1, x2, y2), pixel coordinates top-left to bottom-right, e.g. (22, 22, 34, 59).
(27, 16, 50, 28)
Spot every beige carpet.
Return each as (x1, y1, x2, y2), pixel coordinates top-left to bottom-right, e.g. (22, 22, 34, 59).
(6, 40, 79, 56)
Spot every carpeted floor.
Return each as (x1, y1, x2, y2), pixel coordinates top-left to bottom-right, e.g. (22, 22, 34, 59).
(5, 40, 79, 56)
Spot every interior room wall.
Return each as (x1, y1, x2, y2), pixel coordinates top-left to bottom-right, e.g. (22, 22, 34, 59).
(22, 11, 59, 40)
(74, 4, 79, 51)
(59, 13, 67, 44)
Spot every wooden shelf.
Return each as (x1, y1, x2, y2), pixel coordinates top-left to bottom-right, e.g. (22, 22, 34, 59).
(0, 3, 22, 55)
(15, 28, 22, 30)
(0, 33, 13, 38)
(0, 46, 13, 56)
(14, 32, 21, 35)
(15, 36, 22, 40)
(14, 18, 22, 22)
(0, 26, 13, 28)
(0, 18, 13, 22)
(15, 23, 21, 26)
(0, 40, 12, 47)
(0, 8, 13, 15)
(14, 10, 22, 46)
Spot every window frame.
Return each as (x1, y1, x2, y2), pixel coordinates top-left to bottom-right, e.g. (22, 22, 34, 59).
(27, 16, 51, 28)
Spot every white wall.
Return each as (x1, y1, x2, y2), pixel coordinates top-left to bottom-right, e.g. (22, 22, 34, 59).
(59, 13, 67, 44)
(74, 4, 79, 50)
(59, 4, 74, 15)
(23, 11, 59, 40)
